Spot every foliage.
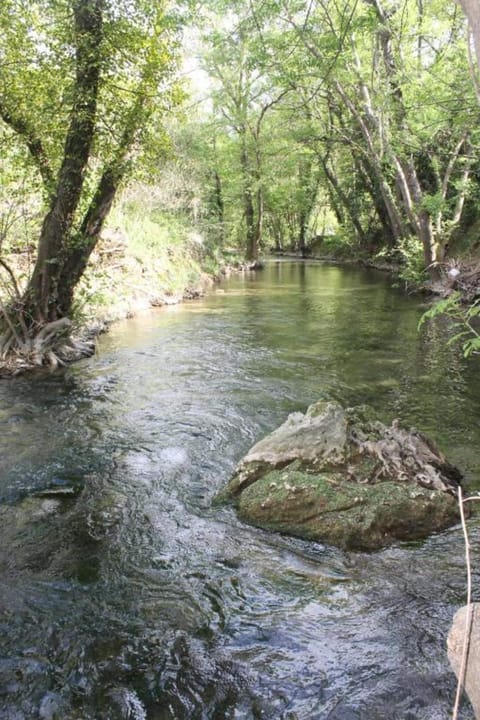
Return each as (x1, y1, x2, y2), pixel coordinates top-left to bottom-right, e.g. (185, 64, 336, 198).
(72, 184, 216, 325)
(0, 0, 183, 332)
(3, 0, 480, 367)
(419, 293, 480, 357)
(396, 237, 429, 287)
(182, 0, 480, 272)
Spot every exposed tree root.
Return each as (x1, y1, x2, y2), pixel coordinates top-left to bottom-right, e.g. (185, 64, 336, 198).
(0, 317, 96, 376)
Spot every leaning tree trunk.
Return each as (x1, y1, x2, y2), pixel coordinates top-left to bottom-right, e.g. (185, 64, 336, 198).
(24, 0, 104, 326)
(458, 0, 480, 71)
(56, 87, 150, 314)
(366, 0, 467, 278)
(297, 155, 320, 257)
(0, 1, 173, 375)
(0, 0, 104, 372)
(320, 155, 368, 244)
(56, 167, 120, 315)
(333, 81, 406, 245)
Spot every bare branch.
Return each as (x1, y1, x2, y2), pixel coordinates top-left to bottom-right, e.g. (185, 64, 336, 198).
(441, 131, 469, 201)
(0, 258, 21, 298)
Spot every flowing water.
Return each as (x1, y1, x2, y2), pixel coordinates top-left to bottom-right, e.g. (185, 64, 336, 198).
(1, 260, 479, 720)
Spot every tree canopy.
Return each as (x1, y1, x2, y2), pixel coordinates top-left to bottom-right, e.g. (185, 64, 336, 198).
(186, 0, 480, 274)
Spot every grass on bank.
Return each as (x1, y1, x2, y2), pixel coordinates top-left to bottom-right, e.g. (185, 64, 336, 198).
(71, 199, 223, 328)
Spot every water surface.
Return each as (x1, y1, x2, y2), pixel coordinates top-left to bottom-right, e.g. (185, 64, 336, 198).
(0, 260, 479, 719)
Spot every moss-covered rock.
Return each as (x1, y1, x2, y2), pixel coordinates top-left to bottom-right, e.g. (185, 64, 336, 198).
(218, 401, 464, 551)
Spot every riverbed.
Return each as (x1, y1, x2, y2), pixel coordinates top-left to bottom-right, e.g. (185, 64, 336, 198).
(0, 260, 478, 719)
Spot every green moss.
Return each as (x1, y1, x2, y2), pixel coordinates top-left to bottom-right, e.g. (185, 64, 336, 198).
(236, 464, 460, 551)
(219, 400, 463, 551)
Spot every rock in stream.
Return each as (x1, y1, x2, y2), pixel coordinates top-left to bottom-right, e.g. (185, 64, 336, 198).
(217, 400, 464, 551)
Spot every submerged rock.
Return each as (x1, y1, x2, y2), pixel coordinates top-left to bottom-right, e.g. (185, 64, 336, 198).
(217, 401, 464, 551)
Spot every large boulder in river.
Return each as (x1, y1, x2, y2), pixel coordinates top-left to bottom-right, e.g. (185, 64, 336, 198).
(217, 401, 464, 551)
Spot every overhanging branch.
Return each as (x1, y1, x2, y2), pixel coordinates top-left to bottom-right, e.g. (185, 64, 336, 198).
(0, 100, 54, 194)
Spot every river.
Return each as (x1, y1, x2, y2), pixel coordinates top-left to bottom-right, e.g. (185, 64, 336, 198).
(0, 260, 479, 719)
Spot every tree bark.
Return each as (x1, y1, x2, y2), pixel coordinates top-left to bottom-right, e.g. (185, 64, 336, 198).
(0, 103, 54, 195)
(213, 170, 225, 239)
(320, 155, 367, 243)
(297, 155, 320, 257)
(240, 134, 257, 261)
(333, 81, 406, 243)
(24, 0, 105, 325)
(55, 166, 121, 314)
(56, 86, 149, 313)
(357, 0, 453, 274)
(458, 0, 480, 71)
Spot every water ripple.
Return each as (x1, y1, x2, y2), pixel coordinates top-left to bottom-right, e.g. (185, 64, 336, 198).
(0, 261, 478, 718)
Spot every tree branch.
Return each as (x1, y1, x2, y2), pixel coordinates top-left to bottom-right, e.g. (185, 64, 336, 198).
(0, 258, 21, 298)
(0, 100, 54, 194)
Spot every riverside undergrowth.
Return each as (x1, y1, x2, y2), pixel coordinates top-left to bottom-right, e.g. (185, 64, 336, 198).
(0, 190, 224, 375)
(72, 199, 219, 326)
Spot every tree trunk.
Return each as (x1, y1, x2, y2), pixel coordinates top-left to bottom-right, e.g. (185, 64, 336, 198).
(213, 170, 225, 242)
(367, 0, 449, 277)
(298, 211, 307, 257)
(458, 0, 480, 71)
(56, 87, 150, 313)
(24, 0, 104, 325)
(334, 81, 406, 244)
(297, 154, 320, 257)
(254, 182, 264, 258)
(211, 131, 225, 241)
(321, 155, 367, 243)
(240, 135, 257, 261)
(56, 166, 121, 313)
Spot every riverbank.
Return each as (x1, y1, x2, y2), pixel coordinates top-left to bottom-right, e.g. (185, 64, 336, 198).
(0, 239, 262, 378)
(2, 232, 478, 376)
(0, 208, 230, 376)
(272, 248, 480, 302)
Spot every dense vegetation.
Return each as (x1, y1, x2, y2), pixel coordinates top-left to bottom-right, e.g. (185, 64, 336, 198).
(190, 0, 480, 269)
(1, 0, 480, 369)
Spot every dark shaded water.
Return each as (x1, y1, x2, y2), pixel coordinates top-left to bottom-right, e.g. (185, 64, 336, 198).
(0, 260, 479, 719)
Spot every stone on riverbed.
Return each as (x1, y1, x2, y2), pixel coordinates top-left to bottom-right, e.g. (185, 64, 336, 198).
(217, 401, 464, 551)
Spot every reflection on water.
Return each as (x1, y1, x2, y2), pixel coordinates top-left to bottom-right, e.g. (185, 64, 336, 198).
(0, 260, 478, 719)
